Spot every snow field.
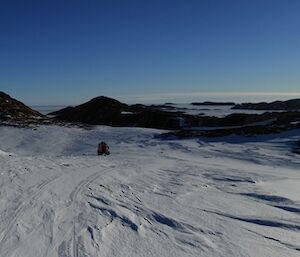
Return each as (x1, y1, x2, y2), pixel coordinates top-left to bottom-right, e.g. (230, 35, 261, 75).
(0, 125, 299, 257)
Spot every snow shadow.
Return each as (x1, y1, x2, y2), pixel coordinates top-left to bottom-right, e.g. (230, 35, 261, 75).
(151, 212, 184, 230)
(273, 205, 300, 214)
(204, 173, 256, 184)
(198, 128, 300, 144)
(240, 193, 294, 204)
(88, 202, 139, 232)
(203, 209, 300, 232)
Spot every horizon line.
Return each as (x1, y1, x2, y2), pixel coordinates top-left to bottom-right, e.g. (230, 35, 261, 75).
(115, 91, 300, 103)
(27, 91, 300, 106)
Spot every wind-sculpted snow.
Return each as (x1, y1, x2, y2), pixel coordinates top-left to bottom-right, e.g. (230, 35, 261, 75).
(0, 125, 299, 256)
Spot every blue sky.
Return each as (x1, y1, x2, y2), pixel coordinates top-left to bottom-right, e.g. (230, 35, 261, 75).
(0, 0, 300, 105)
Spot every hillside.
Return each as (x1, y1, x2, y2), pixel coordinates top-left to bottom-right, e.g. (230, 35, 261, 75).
(0, 92, 44, 122)
(49, 96, 185, 129)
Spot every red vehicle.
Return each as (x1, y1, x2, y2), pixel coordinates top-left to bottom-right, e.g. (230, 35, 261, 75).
(97, 142, 110, 155)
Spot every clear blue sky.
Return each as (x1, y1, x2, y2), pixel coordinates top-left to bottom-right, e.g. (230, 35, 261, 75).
(0, 0, 300, 105)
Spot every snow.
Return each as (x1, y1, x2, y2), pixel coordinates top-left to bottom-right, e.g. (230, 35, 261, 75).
(0, 125, 299, 257)
(121, 111, 134, 115)
(0, 150, 12, 156)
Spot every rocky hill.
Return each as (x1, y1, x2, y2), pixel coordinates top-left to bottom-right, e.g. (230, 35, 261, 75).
(50, 96, 300, 134)
(49, 96, 185, 130)
(0, 92, 44, 123)
(50, 96, 131, 125)
(233, 98, 300, 110)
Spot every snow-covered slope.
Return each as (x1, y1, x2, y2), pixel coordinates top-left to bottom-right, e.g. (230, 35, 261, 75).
(0, 125, 299, 257)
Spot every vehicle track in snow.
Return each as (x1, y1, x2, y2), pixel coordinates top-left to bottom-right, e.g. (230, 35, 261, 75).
(0, 173, 61, 254)
(0, 154, 114, 257)
(40, 166, 115, 257)
(71, 167, 114, 257)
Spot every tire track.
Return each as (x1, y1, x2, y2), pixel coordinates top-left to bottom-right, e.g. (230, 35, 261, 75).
(0, 173, 61, 253)
(71, 167, 114, 257)
(42, 166, 114, 257)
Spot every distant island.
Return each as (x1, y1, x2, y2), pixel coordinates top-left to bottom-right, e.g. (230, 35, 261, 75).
(191, 101, 235, 106)
(190, 99, 300, 110)
(233, 99, 300, 110)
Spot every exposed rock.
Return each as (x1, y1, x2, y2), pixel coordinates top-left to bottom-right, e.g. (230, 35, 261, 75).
(49, 96, 131, 126)
(49, 96, 185, 130)
(159, 111, 300, 139)
(181, 112, 300, 128)
(0, 92, 44, 123)
(50, 96, 300, 133)
(233, 99, 300, 110)
(191, 101, 235, 106)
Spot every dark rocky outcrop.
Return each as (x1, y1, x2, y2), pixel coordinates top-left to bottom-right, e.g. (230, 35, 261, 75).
(50, 96, 300, 133)
(176, 111, 300, 129)
(0, 92, 44, 123)
(233, 99, 300, 110)
(160, 111, 300, 139)
(50, 96, 185, 130)
(191, 101, 235, 106)
(160, 123, 300, 139)
(50, 96, 131, 126)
